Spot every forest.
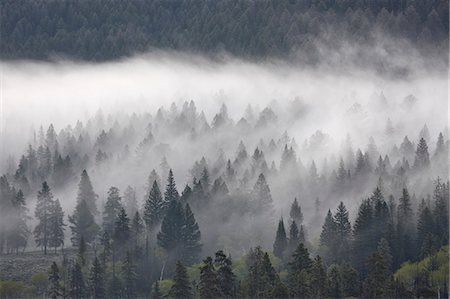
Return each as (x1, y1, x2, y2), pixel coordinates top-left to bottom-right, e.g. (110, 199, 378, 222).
(0, 98, 448, 298)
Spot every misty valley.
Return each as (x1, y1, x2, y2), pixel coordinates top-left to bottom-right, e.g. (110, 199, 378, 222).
(0, 0, 449, 299)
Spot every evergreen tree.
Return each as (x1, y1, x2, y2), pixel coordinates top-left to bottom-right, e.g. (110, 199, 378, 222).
(76, 170, 98, 215)
(310, 255, 327, 298)
(48, 262, 61, 299)
(157, 200, 185, 261)
(34, 182, 54, 254)
(414, 137, 430, 169)
(327, 264, 342, 298)
(69, 262, 85, 299)
(340, 263, 359, 298)
(273, 218, 288, 259)
(353, 199, 374, 273)
(252, 173, 273, 211)
(8, 189, 30, 253)
(164, 169, 179, 203)
(78, 236, 87, 265)
(289, 198, 303, 224)
(122, 252, 137, 299)
(48, 199, 65, 253)
(89, 256, 105, 299)
(200, 167, 210, 192)
(130, 211, 144, 254)
(287, 243, 313, 298)
(433, 178, 449, 246)
(319, 210, 336, 263)
(103, 186, 123, 235)
(169, 261, 192, 299)
(143, 180, 164, 231)
(334, 201, 352, 262)
(288, 220, 300, 255)
(114, 207, 130, 257)
(182, 204, 202, 265)
(397, 188, 414, 263)
(362, 252, 389, 298)
(69, 199, 99, 246)
(214, 250, 236, 298)
(199, 256, 221, 298)
(123, 186, 138, 219)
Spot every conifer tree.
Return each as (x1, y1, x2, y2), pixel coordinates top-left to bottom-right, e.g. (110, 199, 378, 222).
(287, 243, 313, 298)
(252, 173, 273, 210)
(309, 255, 327, 298)
(48, 262, 62, 299)
(169, 261, 192, 299)
(34, 182, 54, 254)
(143, 180, 164, 231)
(200, 167, 210, 192)
(397, 188, 413, 262)
(327, 264, 342, 298)
(78, 236, 87, 265)
(48, 199, 65, 253)
(199, 256, 221, 298)
(123, 252, 137, 299)
(273, 218, 288, 259)
(8, 189, 30, 253)
(319, 210, 336, 263)
(164, 169, 179, 203)
(289, 198, 303, 224)
(288, 220, 300, 255)
(182, 204, 202, 265)
(353, 199, 373, 272)
(89, 256, 105, 299)
(76, 170, 98, 215)
(114, 208, 130, 257)
(157, 200, 185, 259)
(334, 201, 352, 262)
(69, 262, 85, 298)
(214, 250, 236, 298)
(130, 211, 144, 254)
(362, 252, 389, 298)
(414, 137, 430, 169)
(433, 178, 449, 246)
(123, 186, 138, 219)
(103, 186, 123, 235)
(69, 199, 99, 246)
(340, 263, 359, 298)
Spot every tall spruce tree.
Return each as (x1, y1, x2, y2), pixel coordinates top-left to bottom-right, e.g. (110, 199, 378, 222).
(143, 180, 164, 231)
(273, 218, 288, 259)
(8, 189, 30, 253)
(69, 262, 85, 298)
(103, 186, 123, 236)
(199, 256, 221, 298)
(164, 169, 179, 203)
(88, 256, 105, 299)
(34, 181, 54, 254)
(288, 220, 300, 255)
(397, 188, 413, 263)
(48, 262, 62, 299)
(69, 199, 99, 246)
(319, 210, 336, 263)
(353, 199, 374, 273)
(182, 204, 202, 265)
(76, 170, 98, 215)
(334, 201, 352, 262)
(290, 198, 303, 224)
(169, 261, 192, 299)
(252, 173, 273, 211)
(309, 255, 327, 298)
(287, 243, 313, 298)
(414, 137, 430, 169)
(122, 252, 137, 299)
(157, 200, 185, 261)
(362, 252, 389, 298)
(48, 199, 65, 253)
(433, 178, 449, 246)
(214, 250, 236, 298)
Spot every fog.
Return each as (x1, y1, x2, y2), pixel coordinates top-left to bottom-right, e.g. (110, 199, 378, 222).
(0, 51, 448, 256)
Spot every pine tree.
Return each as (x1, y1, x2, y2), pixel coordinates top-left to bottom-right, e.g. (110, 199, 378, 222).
(114, 208, 130, 257)
(334, 201, 352, 262)
(414, 137, 430, 169)
(340, 262, 359, 298)
(123, 252, 137, 299)
(200, 167, 210, 192)
(103, 186, 123, 235)
(130, 211, 144, 254)
(69, 262, 85, 298)
(157, 200, 185, 259)
(8, 189, 30, 253)
(199, 256, 221, 298)
(273, 218, 288, 259)
(309, 256, 327, 298)
(69, 199, 99, 246)
(123, 186, 138, 219)
(287, 243, 313, 298)
(78, 236, 87, 265)
(353, 199, 374, 273)
(48, 262, 62, 299)
(48, 199, 65, 253)
(182, 204, 202, 265)
(89, 256, 105, 298)
(169, 261, 192, 299)
(252, 173, 273, 211)
(164, 169, 179, 203)
(433, 178, 449, 246)
(76, 170, 98, 215)
(34, 182, 54, 254)
(327, 264, 341, 298)
(289, 198, 303, 224)
(288, 220, 300, 255)
(362, 252, 389, 298)
(143, 180, 164, 231)
(397, 188, 413, 263)
(214, 250, 236, 298)
(319, 210, 336, 263)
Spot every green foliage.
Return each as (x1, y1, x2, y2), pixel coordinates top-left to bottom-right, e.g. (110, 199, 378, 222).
(0, 280, 27, 298)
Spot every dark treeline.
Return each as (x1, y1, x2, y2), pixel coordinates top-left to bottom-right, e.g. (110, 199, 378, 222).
(0, 100, 448, 298)
(1, 0, 448, 64)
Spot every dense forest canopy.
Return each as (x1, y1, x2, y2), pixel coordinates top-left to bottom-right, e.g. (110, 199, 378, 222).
(1, 0, 449, 70)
